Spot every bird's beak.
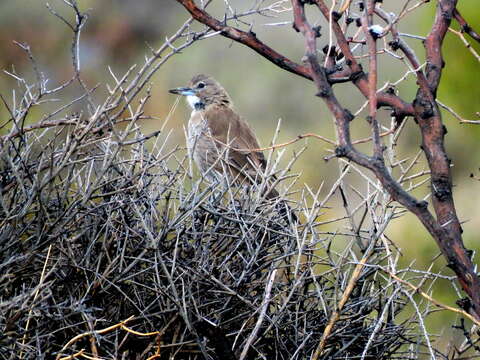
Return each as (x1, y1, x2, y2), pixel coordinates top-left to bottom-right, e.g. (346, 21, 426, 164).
(168, 86, 195, 96)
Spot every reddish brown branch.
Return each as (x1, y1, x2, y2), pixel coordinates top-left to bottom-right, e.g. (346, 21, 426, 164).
(361, 0, 381, 158)
(310, 0, 480, 323)
(176, 0, 311, 79)
(424, 1, 455, 93)
(375, 8, 432, 98)
(289, 0, 425, 213)
(175, 0, 354, 85)
(454, 8, 480, 43)
(414, 0, 480, 318)
(374, 0, 480, 320)
(289, 0, 480, 350)
(291, 0, 353, 148)
(174, 0, 414, 121)
(337, 0, 480, 322)
(312, 0, 414, 120)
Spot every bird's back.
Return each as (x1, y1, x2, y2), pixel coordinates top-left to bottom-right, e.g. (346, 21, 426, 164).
(188, 103, 266, 185)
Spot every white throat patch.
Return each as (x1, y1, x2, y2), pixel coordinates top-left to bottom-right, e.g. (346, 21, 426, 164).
(186, 95, 201, 110)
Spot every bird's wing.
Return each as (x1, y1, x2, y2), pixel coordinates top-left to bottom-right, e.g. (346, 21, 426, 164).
(205, 105, 267, 180)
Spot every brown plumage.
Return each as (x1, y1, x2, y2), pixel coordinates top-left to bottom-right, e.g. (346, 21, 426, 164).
(169, 74, 295, 220)
(169, 75, 271, 191)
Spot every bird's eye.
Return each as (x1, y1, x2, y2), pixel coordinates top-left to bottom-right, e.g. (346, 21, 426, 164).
(197, 82, 206, 89)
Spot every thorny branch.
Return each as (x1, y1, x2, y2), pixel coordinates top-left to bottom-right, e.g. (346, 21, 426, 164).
(175, 0, 414, 120)
(453, 8, 480, 44)
(2, 1, 480, 359)
(174, 0, 480, 334)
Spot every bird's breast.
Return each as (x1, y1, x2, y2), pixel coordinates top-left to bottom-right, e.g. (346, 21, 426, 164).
(187, 112, 209, 149)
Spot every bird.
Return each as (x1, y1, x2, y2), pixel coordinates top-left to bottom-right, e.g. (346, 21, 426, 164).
(169, 74, 296, 221)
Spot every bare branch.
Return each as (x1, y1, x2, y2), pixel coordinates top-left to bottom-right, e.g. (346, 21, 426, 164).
(453, 8, 480, 44)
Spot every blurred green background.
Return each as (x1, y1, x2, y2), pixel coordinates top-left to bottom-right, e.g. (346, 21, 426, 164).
(0, 0, 478, 352)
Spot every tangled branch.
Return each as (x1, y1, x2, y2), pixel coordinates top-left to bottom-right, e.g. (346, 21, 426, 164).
(174, 0, 480, 325)
(2, 1, 479, 359)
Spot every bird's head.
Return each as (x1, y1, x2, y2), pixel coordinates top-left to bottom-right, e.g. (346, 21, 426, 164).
(169, 74, 231, 110)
